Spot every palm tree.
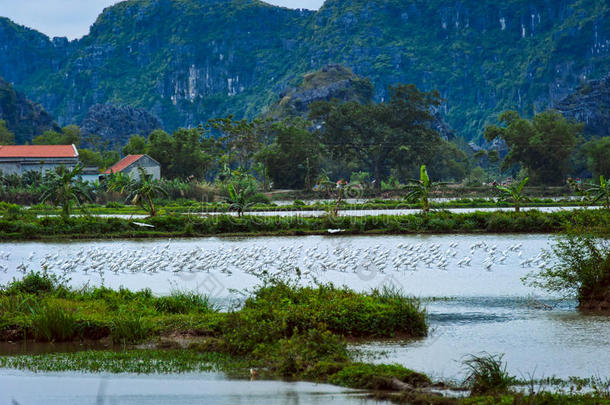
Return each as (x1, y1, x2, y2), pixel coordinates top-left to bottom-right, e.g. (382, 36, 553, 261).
(496, 177, 529, 213)
(584, 175, 609, 210)
(41, 164, 91, 217)
(404, 165, 443, 212)
(108, 167, 167, 216)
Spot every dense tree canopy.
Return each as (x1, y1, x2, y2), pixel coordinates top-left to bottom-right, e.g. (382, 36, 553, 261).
(310, 84, 465, 188)
(581, 137, 610, 179)
(265, 119, 322, 190)
(33, 125, 81, 146)
(484, 110, 583, 185)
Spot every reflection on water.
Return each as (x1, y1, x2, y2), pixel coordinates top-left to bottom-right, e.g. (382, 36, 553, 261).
(0, 370, 384, 405)
(0, 341, 113, 356)
(360, 297, 610, 382)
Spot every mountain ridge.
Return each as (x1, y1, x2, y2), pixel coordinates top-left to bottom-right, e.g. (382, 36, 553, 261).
(0, 0, 609, 142)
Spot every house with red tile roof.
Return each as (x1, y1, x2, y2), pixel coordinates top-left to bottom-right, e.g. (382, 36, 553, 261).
(103, 154, 161, 180)
(0, 144, 79, 175)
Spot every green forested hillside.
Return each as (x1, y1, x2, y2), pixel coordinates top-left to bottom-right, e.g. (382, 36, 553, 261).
(0, 0, 608, 143)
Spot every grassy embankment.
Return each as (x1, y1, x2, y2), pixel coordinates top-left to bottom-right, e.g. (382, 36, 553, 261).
(0, 273, 608, 404)
(1, 209, 608, 240)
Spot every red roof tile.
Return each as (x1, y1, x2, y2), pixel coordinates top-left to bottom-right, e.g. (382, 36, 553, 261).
(0, 145, 78, 158)
(103, 155, 144, 174)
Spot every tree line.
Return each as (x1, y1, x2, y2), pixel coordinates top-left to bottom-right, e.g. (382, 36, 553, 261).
(1, 82, 608, 189)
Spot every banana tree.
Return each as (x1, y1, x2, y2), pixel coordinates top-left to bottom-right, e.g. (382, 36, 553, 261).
(584, 175, 609, 210)
(108, 167, 167, 216)
(496, 177, 530, 212)
(224, 171, 258, 217)
(404, 165, 443, 212)
(41, 164, 91, 218)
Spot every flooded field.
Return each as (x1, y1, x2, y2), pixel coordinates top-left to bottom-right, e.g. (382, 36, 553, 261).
(1, 234, 608, 389)
(0, 370, 383, 405)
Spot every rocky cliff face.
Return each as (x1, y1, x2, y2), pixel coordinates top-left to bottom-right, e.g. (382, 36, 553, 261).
(269, 64, 374, 117)
(0, 0, 608, 142)
(80, 104, 162, 148)
(555, 74, 610, 138)
(0, 76, 59, 143)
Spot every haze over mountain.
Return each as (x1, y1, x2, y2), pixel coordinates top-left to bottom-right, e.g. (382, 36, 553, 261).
(0, 0, 608, 144)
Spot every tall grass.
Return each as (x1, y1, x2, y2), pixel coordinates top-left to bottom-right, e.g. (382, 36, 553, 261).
(110, 315, 151, 344)
(153, 290, 216, 314)
(463, 353, 516, 394)
(30, 303, 78, 342)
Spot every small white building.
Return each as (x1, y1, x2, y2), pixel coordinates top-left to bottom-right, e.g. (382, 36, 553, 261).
(103, 154, 161, 180)
(0, 144, 79, 175)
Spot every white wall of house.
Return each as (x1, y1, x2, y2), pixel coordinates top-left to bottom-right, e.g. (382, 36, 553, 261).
(123, 156, 161, 180)
(0, 158, 79, 175)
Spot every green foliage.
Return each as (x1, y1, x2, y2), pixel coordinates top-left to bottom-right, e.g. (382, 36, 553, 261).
(30, 303, 78, 342)
(524, 233, 610, 301)
(40, 164, 92, 217)
(153, 291, 216, 314)
(265, 119, 322, 190)
(2, 271, 64, 295)
(33, 125, 81, 146)
(0, 350, 229, 374)
(311, 84, 444, 190)
(404, 165, 446, 212)
(78, 148, 118, 170)
(219, 280, 426, 356)
(110, 315, 151, 344)
(463, 353, 516, 395)
(121, 134, 148, 155)
(0, 209, 608, 240)
(0, 119, 14, 145)
(108, 167, 168, 216)
(223, 170, 259, 216)
(329, 363, 430, 390)
(484, 110, 583, 185)
(496, 177, 530, 212)
(581, 137, 610, 179)
(584, 175, 610, 210)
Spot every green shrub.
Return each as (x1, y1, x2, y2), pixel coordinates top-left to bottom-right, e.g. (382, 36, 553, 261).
(3, 271, 62, 295)
(220, 281, 427, 355)
(268, 328, 349, 376)
(329, 363, 431, 390)
(524, 233, 610, 302)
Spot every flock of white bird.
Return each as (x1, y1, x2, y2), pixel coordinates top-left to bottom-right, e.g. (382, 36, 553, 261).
(0, 240, 551, 282)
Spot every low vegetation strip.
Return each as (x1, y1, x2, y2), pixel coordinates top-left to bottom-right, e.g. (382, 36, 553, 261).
(0, 273, 427, 345)
(1, 209, 608, 240)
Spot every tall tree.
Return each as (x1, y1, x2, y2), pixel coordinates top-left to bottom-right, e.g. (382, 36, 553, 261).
(310, 84, 442, 190)
(484, 110, 582, 185)
(122, 134, 148, 155)
(266, 119, 322, 190)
